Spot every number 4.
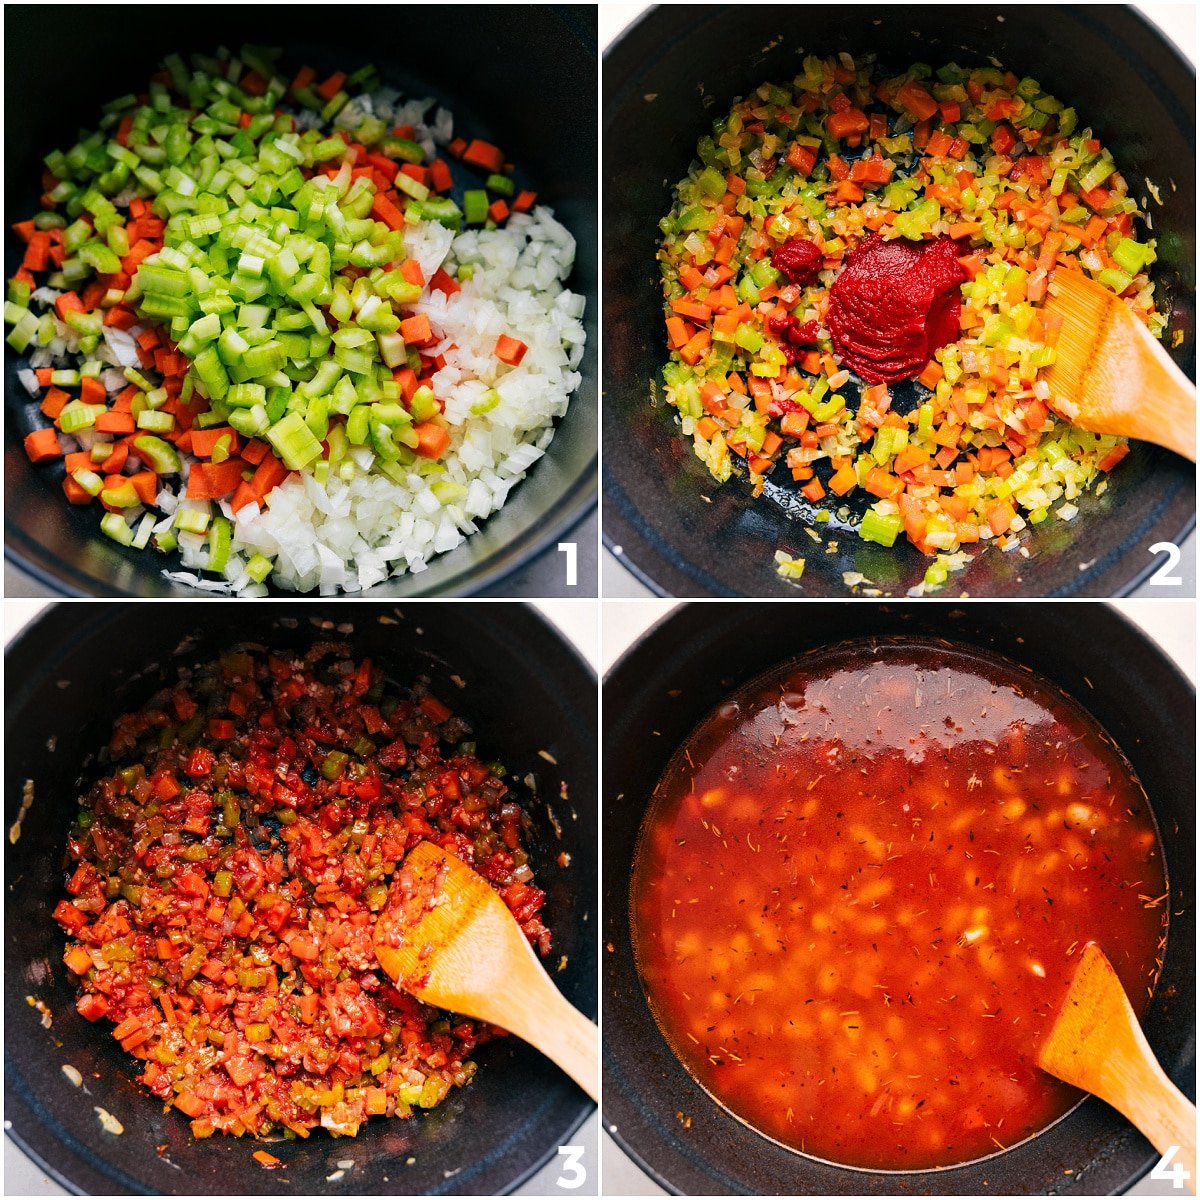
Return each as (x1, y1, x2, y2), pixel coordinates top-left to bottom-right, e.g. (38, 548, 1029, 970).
(556, 1144, 587, 1189)
(1151, 1145, 1191, 1189)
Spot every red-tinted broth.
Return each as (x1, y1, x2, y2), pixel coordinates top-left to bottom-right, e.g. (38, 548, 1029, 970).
(632, 640, 1167, 1170)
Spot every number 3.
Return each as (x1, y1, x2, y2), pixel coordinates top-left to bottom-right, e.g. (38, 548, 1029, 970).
(1148, 542, 1183, 587)
(556, 1144, 587, 1189)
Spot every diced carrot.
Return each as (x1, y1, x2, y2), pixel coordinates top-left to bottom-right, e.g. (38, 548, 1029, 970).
(189, 426, 239, 458)
(429, 159, 454, 193)
(40, 387, 70, 420)
(488, 199, 510, 223)
(251, 454, 288, 497)
(186, 459, 247, 500)
(864, 468, 903, 499)
(665, 316, 690, 349)
(679, 330, 711, 366)
(240, 438, 271, 466)
(828, 464, 858, 495)
(104, 305, 138, 330)
(987, 502, 1015, 536)
(413, 422, 450, 459)
(494, 334, 528, 366)
(833, 180, 864, 204)
(399, 259, 425, 288)
(95, 411, 136, 435)
(229, 481, 259, 514)
(127, 472, 159, 505)
(429, 267, 460, 296)
(513, 189, 537, 213)
(462, 139, 505, 173)
(849, 155, 894, 185)
(1097, 443, 1130, 473)
(399, 314, 434, 346)
(64, 946, 94, 974)
(371, 192, 405, 232)
(400, 162, 430, 188)
(54, 291, 85, 321)
(174, 1092, 207, 1119)
(24, 428, 62, 463)
(393, 366, 419, 402)
(291, 65, 317, 93)
(670, 298, 712, 323)
(315, 71, 347, 102)
(826, 107, 869, 141)
(79, 376, 105, 406)
(896, 81, 939, 121)
(916, 360, 944, 389)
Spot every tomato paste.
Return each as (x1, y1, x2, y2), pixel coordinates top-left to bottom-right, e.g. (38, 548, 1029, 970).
(826, 234, 966, 383)
(770, 238, 824, 286)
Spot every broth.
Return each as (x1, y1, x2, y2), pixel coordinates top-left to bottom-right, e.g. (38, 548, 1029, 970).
(631, 640, 1167, 1170)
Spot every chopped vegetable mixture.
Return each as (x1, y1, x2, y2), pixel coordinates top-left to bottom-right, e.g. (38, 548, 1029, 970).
(54, 643, 550, 1139)
(8, 46, 563, 594)
(658, 54, 1163, 592)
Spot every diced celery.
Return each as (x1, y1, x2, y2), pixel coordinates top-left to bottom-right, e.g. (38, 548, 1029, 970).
(266, 411, 323, 471)
(100, 513, 135, 546)
(859, 508, 903, 548)
(208, 517, 233, 572)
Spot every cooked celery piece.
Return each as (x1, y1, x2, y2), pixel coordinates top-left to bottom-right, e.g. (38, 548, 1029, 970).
(100, 513, 135, 546)
(175, 508, 211, 534)
(208, 517, 233, 573)
(859, 508, 903, 548)
(245, 553, 274, 584)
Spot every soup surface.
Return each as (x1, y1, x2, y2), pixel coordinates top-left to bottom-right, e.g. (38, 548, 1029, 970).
(632, 641, 1167, 1170)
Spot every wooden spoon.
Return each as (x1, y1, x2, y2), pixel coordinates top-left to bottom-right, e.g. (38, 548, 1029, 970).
(374, 841, 598, 1100)
(1042, 269, 1196, 461)
(1038, 942, 1195, 1193)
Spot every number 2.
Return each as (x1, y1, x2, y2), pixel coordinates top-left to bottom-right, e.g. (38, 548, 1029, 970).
(1147, 541, 1183, 586)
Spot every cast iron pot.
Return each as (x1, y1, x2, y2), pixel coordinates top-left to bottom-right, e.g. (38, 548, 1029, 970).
(603, 5, 1196, 597)
(4, 4, 597, 597)
(5, 602, 597, 1195)
(603, 602, 1195, 1195)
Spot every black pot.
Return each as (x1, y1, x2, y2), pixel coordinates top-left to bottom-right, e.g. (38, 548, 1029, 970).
(5, 602, 597, 1195)
(603, 5, 1196, 597)
(603, 602, 1195, 1195)
(4, 4, 597, 597)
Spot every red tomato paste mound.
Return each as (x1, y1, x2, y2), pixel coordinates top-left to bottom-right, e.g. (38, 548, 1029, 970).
(827, 234, 967, 384)
(770, 238, 825, 286)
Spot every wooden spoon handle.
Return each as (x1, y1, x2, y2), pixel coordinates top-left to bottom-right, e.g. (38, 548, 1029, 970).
(499, 972, 598, 1101)
(1119, 1069, 1196, 1194)
(1095, 1024, 1197, 1194)
(1132, 322, 1196, 461)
